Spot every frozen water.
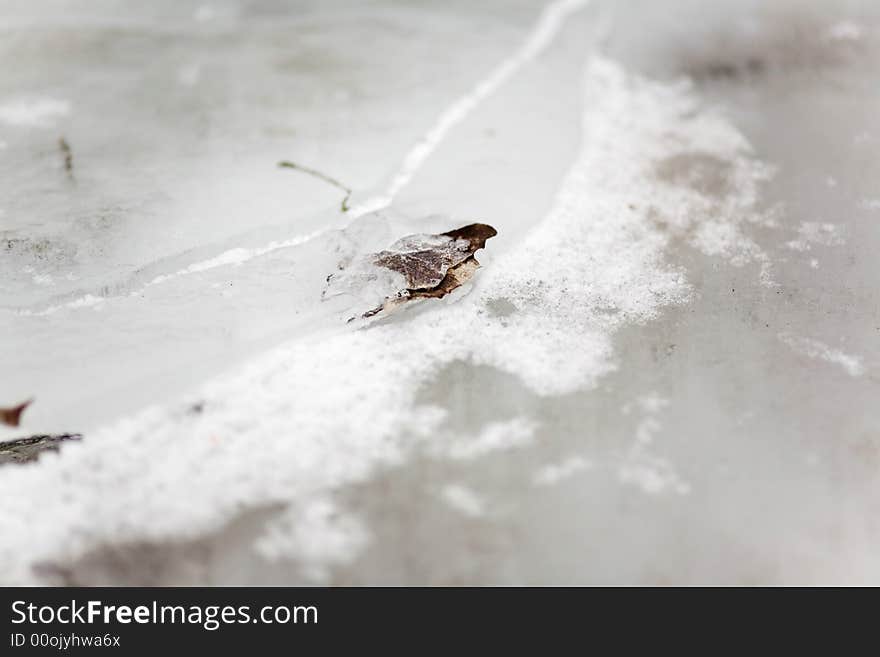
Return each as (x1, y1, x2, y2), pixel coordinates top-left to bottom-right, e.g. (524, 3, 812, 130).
(0, 0, 556, 431)
(1, 0, 879, 584)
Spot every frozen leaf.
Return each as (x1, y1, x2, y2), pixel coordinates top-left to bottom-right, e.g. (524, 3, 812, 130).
(1, 399, 32, 427)
(361, 223, 496, 319)
(372, 223, 496, 290)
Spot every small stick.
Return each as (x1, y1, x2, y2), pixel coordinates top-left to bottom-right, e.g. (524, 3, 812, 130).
(59, 137, 74, 180)
(278, 160, 351, 212)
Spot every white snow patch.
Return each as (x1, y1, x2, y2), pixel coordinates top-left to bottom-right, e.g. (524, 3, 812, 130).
(640, 83, 778, 283)
(533, 456, 593, 486)
(20, 294, 104, 316)
(785, 221, 844, 252)
(0, 97, 70, 127)
(618, 395, 689, 495)
(254, 499, 369, 583)
(826, 21, 863, 42)
(194, 5, 216, 23)
(636, 393, 669, 415)
(177, 63, 202, 86)
(618, 461, 690, 496)
(778, 332, 865, 377)
(442, 417, 537, 461)
(440, 484, 486, 518)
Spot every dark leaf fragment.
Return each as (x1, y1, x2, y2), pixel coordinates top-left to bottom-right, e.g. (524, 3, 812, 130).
(1, 400, 32, 427)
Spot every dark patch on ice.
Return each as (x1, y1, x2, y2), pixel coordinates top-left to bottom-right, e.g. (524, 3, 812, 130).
(593, 304, 621, 317)
(654, 151, 734, 199)
(1, 233, 77, 263)
(187, 401, 206, 415)
(332, 453, 519, 585)
(58, 136, 74, 180)
(679, 15, 869, 77)
(684, 57, 766, 82)
(415, 361, 536, 432)
(485, 297, 517, 318)
(604, 4, 875, 83)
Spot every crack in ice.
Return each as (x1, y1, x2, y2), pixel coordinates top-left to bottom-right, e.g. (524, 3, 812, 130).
(349, 0, 590, 217)
(19, 0, 589, 318)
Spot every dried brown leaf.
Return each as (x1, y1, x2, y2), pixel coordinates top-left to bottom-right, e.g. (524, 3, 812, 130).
(362, 223, 496, 319)
(372, 223, 496, 291)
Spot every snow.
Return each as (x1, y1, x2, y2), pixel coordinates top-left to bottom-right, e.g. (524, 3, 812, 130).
(2, 0, 879, 585)
(0, 49, 774, 582)
(778, 333, 865, 377)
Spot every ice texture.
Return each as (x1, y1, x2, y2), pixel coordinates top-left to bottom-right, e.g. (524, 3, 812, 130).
(1, 0, 879, 585)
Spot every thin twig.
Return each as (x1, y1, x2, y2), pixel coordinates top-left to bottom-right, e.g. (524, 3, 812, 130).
(59, 137, 74, 180)
(278, 160, 351, 212)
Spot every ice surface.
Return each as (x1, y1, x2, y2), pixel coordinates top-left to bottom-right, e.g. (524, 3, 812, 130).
(1, 0, 879, 584)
